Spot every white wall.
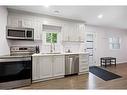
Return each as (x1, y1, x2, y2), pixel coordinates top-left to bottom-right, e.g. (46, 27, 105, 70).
(0, 7, 10, 55)
(86, 25, 127, 65)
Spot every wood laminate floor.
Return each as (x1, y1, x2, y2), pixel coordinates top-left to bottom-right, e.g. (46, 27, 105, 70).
(19, 63, 127, 89)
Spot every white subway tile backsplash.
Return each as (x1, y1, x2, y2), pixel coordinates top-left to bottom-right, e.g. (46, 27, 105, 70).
(9, 40, 85, 53)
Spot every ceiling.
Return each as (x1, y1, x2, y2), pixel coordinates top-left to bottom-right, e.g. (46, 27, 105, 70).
(7, 6, 127, 30)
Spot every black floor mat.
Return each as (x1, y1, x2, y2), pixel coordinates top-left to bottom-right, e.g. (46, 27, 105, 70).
(89, 66, 122, 81)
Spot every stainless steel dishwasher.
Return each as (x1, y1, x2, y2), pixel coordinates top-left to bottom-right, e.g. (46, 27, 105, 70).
(65, 54, 79, 75)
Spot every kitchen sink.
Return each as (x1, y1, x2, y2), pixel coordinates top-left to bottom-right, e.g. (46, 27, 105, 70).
(41, 52, 61, 54)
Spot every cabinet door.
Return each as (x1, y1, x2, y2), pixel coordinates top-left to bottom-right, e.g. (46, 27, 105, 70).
(78, 24, 85, 41)
(32, 56, 40, 80)
(79, 54, 89, 73)
(53, 55, 65, 77)
(22, 19, 33, 28)
(62, 24, 70, 41)
(8, 16, 19, 27)
(33, 21, 42, 40)
(62, 23, 78, 42)
(71, 24, 79, 41)
(67, 23, 77, 41)
(39, 56, 53, 79)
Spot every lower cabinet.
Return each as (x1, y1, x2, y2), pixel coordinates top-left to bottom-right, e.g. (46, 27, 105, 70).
(32, 55, 65, 82)
(32, 56, 40, 80)
(79, 54, 89, 74)
(53, 55, 65, 77)
(39, 56, 53, 79)
(32, 54, 89, 82)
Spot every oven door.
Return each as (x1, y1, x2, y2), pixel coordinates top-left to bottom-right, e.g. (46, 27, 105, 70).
(0, 58, 32, 83)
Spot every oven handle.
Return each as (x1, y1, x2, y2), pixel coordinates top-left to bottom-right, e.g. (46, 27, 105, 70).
(0, 57, 31, 62)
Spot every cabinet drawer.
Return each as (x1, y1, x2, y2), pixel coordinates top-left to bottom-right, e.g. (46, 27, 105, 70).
(79, 66, 89, 72)
(79, 54, 89, 59)
(79, 57, 88, 60)
(79, 64, 88, 70)
(79, 60, 89, 64)
(79, 63, 88, 68)
(79, 61, 89, 67)
(79, 57, 88, 61)
(79, 58, 89, 62)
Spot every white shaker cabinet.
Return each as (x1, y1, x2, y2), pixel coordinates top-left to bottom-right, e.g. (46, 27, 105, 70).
(33, 21, 42, 40)
(62, 23, 85, 42)
(78, 24, 85, 42)
(62, 23, 77, 42)
(22, 19, 33, 28)
(53, 55, 65, 77)
(62, 24, 71, 41)
(32, 56, 40, 80)
(8, 16, 33, 28)
(39, 56, 53, 79)
(79, 54, 89, 74)
(70, 24, 79, 41)
(32, 56, 52, 81)
(8, 16, 19, 27)
(32, 55, 65, 82)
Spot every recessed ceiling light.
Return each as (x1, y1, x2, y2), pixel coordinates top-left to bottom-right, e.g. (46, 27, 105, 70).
(98, 14, 103, 19)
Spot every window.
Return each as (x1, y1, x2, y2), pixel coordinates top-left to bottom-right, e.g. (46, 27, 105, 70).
(43, 25, 61, 45)
(109, 37, 120, 49)
(46, 32, 57, 43)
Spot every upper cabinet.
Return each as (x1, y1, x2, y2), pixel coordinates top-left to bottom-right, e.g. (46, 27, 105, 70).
(33, 21, 42, 40)
(62, 23, 85, 42)
(8, 16, 19, 27)
(78, 24, 86, 41)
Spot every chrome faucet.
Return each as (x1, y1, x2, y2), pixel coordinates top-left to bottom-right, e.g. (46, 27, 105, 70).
(53, 43, 55, 52)
(50, 43, 55, 53)
(50, 43, 53, 53)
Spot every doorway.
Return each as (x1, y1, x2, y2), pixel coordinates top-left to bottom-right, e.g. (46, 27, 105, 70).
(85, 32, 96, 66)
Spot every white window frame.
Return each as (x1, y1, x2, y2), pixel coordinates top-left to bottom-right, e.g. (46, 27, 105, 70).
(109, 37, 121, 50)
(43, 29, 61, 45)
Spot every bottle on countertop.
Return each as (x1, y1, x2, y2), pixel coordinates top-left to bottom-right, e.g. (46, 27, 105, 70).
(67, 49, 71, 53)
(35, 45, 40, 54)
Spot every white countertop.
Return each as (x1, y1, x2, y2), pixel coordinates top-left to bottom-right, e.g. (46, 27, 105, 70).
(32, 52, 89, 56)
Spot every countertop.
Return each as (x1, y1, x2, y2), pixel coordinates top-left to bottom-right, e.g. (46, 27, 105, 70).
(32, 52, 89, 56)
(0, 52, 89, 58)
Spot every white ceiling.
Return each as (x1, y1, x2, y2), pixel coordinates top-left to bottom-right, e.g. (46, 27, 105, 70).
(7, 6, 127, 30)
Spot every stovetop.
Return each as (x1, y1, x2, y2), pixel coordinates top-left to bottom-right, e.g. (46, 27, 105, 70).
(0, 46, 36, 59)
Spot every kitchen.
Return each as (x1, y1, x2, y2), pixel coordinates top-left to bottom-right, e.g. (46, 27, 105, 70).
(0, 6, 89, 89)
(0, 6, 127, 89)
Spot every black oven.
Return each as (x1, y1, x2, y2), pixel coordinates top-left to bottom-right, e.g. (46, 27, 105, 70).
(0, 57, 32, 89)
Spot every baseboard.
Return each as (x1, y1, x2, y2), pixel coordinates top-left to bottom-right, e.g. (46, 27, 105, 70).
(94, 61, 127, 67)
(117, 62, 127, 64)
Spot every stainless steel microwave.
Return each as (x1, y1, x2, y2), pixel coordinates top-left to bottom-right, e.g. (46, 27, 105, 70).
(6, 27, 34, 40)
